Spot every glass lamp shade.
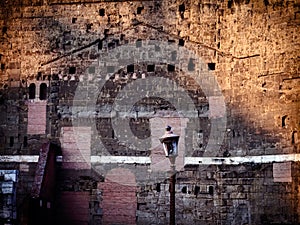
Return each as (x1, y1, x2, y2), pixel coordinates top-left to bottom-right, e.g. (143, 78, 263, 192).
(159, 132, 179, 157)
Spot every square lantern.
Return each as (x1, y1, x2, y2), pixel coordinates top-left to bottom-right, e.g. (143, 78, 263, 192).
(159, 126, 180, 158)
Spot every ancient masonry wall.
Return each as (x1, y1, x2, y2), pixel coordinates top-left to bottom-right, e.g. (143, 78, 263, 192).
(0, 0, 299, 224)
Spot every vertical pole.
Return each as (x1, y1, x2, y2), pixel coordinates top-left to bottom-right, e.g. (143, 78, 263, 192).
(169, 165, 176, 225)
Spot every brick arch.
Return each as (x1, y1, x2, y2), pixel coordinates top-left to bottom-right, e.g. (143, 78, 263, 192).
(98, 168, 137, 225)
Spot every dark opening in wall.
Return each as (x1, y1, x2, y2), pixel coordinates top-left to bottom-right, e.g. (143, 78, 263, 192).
(167, 64, 175, 72)
(120, 34, 125, 41)
(188, 58, 195, 71)
(179, 4, 185, 12)
(29, 83, 36, 99)
(98, 40, 103, 50)
(1, 63, 5, 70)
(39, 83, 47, 100)
(147, 64, 155, 72)
(208, 63, 215, 70)
(292, 131, 296, 144)
(23, 136, 28, 148)
(194, 186, 200, 196)
(99, 8, 105, 16)
(209, 186, 214, 195)
(136, 39, 142, 48)
(72, 18, 77, 23)
(181, 186, 187, 194)
(137, 6, 144, 14)
(9, 136, 14, 147)
(228, 0, 233, 8)
(168, 40, 175, 44)
(282, 115, 288, 127)
(179, 39, 185, 46)
(264, 0, 269, 6)
(69, 66, 76, 74)
(37, 72, 42, 80)
(52, 74, 59, 80)
(86, 23, 93, 32)
(179, 3, 185, 19)
(156, 183, 161, 192)
(112, 130, 115, 139)
(127, 64, 134, 73)
(2, 26, 7, 34)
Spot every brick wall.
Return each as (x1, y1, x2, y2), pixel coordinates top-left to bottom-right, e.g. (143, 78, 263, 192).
(98, 168, 137, 225)
(0, 0, 299, 224)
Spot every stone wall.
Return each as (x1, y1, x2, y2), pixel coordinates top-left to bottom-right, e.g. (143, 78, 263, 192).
(0, 0, 299, 224)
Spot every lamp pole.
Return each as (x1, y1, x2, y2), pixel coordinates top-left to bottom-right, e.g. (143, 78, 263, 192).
(169, 157, 176, 225)
(159, 126, 179, 225)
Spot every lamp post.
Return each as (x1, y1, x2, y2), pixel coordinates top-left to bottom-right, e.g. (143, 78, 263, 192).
(159, 126, 179, 225)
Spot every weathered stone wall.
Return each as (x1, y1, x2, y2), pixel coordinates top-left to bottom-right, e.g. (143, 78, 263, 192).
(0, 0, 299, 224)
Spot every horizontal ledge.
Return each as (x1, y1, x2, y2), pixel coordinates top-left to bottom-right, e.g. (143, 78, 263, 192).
(90, 156, 151, 164)
(185, 154, 300, 165)
(1, 154, 300, 165)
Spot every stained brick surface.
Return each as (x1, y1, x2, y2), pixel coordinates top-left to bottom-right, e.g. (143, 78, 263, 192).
(0, 0, 299, 224)
(60, 127, 91, 169)
(27, 101, 47, 135)
(98, 168, 137, 225)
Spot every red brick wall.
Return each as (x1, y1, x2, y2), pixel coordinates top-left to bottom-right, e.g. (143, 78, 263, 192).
(98, 168, 137, 225)
(60, 127, 91, 169)
(27, 102, 47, 134)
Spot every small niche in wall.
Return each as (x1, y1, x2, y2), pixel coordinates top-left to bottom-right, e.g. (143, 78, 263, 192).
(178, 39, 185, 46)
(99, 8, 105, 17)
(98, 40, 103, 50)
(2, 26, 7, 34)
(208, 186, 214, 195)
(208, 63, 215, 70)
(23, 136, 28, 148)
(72, 18, 77, 23)
(137, 6, 144, 14)
(155, 183, 161, 192)
(127, 64, 134, 73)
(69, 66, 76, 74)
(9, 136, 14, 147)
(194, 186, 200, 196)
(282, 115, 288, 127)
(136, 39, 142, 48)
(147, 64, 155, 72)
(179, 3, 185, 19)
(37, 72, 42, 80)
(167, 64, 175, 72)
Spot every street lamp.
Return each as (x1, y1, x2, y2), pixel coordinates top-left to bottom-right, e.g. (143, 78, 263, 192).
(159, 125, 179, 225)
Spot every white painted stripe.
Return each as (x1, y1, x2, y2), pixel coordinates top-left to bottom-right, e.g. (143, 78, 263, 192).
(0, 154, 299, 165)
(0, 155, 39, 163)
(185, 154, 300, 165)
(90, 156, 151, 164)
